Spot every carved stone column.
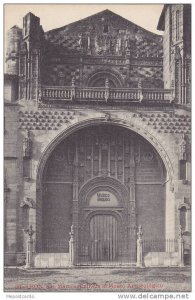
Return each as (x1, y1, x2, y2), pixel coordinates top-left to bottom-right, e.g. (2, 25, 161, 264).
(24, 225, 35, 268)
(186, 208, 191, 232)
(175, 46, 182, 104)
(178, 225, 185, 267)
(179, 134, 187, 161)
(23, 130, 32, 158)
(4, 172, 10, 252)
(136, 225, 144, 267)
(69, 225, 76, 266)
(105, 78, 110, 102)
(23, 130, 32, 181)
(129, 140, 136, 262)
(72, 139, 79, 264)
(138, 80, 143, 102)
(185, 55, 191, 104)
(20, 197, 36, 253)
(71, 76, 76, 100)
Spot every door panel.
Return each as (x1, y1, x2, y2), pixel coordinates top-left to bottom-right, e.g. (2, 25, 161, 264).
(89, 215, 118, 261)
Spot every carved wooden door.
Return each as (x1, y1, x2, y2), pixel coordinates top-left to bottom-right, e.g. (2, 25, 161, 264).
(89, 215, 118, 262)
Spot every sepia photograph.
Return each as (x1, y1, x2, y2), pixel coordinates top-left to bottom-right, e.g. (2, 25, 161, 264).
(4, 3, 191, 294)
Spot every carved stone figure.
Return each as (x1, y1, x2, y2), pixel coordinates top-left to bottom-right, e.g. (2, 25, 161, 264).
(104, 112, 111, 121)
(137, 225, 143, 240)
(116, 37, 122, 54)
(178, 225, 184, 239)
(23, 130, 32, 158)
(69, 225, 75, 241)
(24, 225, 35, 241)
(179, 134, 187, 161)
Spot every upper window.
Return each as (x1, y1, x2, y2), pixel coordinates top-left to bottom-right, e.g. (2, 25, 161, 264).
(176, 10, 180, 41)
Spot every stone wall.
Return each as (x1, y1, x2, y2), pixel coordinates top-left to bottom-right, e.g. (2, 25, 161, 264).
(162, 5, 191, 104)
(6, 26, 22, 75)
(136, 184, 165, 240)
(4, 7, 191, 266)
(4, 103, 22, 265)
(4, 103, 191, 265)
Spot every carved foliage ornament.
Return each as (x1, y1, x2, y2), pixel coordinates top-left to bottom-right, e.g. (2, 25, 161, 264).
(20, 197, 36, 209)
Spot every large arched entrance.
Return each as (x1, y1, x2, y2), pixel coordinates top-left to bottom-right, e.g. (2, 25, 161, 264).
(37, 123, 167, 265)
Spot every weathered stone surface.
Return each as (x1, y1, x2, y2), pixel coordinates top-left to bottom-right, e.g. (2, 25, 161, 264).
(4, 5, 191, 267)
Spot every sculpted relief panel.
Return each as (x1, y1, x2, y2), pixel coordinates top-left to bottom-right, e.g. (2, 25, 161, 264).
(44, 124, 165, 188)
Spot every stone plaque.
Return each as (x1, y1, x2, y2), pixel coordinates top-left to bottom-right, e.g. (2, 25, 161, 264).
(89, 190, 118, 207)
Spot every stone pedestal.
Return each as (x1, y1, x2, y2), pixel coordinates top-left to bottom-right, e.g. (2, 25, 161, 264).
(69, 225, 76, 266)
(178, 238, 184, 267)
(136, 225, 144, 267)
(24, 225, 35, 268)
(26, 239, 34, 268)
(178, 225, 185, 267)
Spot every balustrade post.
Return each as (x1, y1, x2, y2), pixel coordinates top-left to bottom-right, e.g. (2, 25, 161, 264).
(138, 80, 143, 103)
(71, 76, 76, 100)
(178, 225, 185, 267)
(136, 225, 144, 267)
(105, 78, 110, 102)
(37, 86, 42, 103)
(24, 225, 35, 268)
(170, 87, 175, 103)
(69, 225, 76, 266)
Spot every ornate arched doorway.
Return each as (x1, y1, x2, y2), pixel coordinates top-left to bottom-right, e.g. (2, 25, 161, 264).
(89, 214, 118, 262)
(78, 176, 132, 264)
(37, 123, 167, 264)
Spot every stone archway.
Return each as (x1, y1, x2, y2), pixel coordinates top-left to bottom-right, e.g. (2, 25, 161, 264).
(35, 120, 172, 262)
(86, 69, 124, 87)
(36, 118, 174, 186)
(77, 176, 133, 264)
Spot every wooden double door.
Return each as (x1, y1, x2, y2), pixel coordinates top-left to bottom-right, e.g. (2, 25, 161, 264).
(89, 214, 118, 262)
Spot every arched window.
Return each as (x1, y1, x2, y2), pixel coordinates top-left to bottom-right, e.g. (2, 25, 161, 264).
(178, 202, 191, 232)
(180, 206, 186, 231)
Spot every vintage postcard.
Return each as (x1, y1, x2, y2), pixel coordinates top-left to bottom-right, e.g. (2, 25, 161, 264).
(4, 3, 191, 294)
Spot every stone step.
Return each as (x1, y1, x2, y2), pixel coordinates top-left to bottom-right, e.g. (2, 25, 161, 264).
(34, 253, 70, 268)
(144, 252, 179, 267)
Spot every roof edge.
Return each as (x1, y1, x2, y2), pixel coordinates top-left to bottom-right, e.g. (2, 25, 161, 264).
(157, 4, 169, 31)
(45, 8, 163, 37)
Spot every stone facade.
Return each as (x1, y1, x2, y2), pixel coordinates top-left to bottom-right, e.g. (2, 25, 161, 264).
(158, 4, 191, 105)
(4, 5, 191, 266)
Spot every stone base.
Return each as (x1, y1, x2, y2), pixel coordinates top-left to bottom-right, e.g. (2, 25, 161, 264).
(144, 252, 179, 267)
(16, 252, 26, 266)
(5, 252, 26, 266)
(34, 253, 70, 268)
(4, 252, 17, 266)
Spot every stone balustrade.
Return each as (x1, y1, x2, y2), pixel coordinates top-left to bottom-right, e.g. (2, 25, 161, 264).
(39, 85, 173, 104)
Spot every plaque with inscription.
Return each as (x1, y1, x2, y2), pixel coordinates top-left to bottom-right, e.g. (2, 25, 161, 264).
(89, 190, 118, 207)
